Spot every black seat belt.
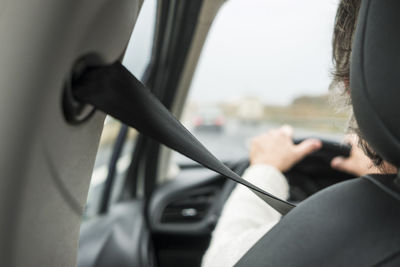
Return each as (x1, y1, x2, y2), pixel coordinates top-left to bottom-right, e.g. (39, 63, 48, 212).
(73, 61, 295, 215)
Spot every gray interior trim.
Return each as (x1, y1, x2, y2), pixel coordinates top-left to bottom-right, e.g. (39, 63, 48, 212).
(157, 0, 227, 184)
(0, 0, 143, 265)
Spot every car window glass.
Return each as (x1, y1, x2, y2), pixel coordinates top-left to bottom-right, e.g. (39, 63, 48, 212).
(83, 0, 156, 220)
(84, 118, 130, 219)
(124, 0, 157, 78)
(172, 0, 346, 167)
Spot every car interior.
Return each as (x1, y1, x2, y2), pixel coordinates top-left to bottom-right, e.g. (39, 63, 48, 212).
(1, 0, 399, 266)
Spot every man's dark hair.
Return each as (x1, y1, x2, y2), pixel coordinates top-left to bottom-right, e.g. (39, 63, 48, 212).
(331, 0, 385, 168)
(332, 0, 360, 90)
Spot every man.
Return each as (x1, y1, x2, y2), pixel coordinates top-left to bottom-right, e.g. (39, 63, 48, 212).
(202, 0, 397, 266)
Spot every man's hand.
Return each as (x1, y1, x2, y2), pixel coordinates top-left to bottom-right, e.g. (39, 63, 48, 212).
(250, 125, 322, 172)
(331, 134, 381, 176)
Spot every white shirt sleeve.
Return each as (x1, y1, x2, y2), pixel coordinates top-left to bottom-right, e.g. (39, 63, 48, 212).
(201, 164, 289, 267)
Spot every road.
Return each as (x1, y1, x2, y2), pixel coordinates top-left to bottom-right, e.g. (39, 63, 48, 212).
(93, 120, 344, 169)
(172, 120, 344, 165)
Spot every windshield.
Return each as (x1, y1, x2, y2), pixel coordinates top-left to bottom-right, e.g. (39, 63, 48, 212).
(173, 0, 347, 166)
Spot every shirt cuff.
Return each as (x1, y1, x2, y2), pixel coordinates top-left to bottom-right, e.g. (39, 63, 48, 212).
(242, 164, 290, 200)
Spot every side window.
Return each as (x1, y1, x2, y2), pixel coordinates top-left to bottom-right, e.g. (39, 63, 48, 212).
(84, 118, 136, 219)
(83, 0, 156, 220)
(173, 0, 346, 166)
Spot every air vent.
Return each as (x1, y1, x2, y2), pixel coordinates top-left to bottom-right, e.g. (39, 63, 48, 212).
(160, 188, 217, 223)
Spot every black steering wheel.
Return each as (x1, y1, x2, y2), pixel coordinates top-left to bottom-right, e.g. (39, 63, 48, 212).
(285, 138, 354, 202)
(228, 138, 354, 202)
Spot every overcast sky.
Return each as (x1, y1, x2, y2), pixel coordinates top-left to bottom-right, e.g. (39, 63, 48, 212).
(188, 0, 339, 105)
(125, 0, 340, 106)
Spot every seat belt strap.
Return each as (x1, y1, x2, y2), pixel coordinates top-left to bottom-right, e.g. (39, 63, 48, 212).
(73, 61, 295, 215)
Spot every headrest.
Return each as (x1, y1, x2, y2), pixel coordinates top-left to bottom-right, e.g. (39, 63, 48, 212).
(351, 0, 400, 167)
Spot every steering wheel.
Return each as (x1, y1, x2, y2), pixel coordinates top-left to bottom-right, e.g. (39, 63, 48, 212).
(285, 138, 354, 202)
(228, 138, 354, 203)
